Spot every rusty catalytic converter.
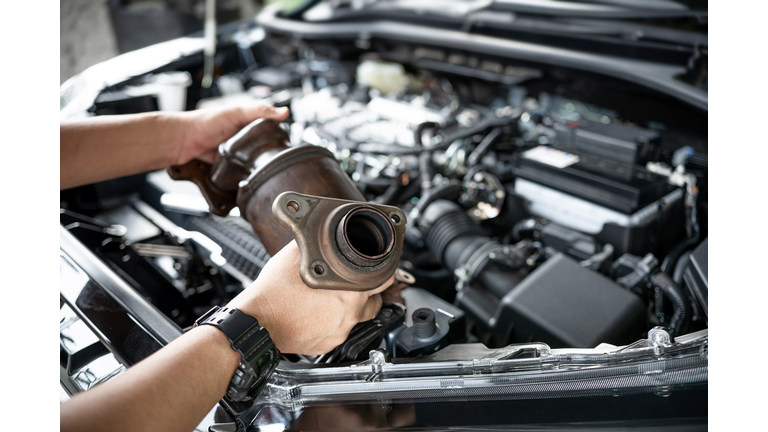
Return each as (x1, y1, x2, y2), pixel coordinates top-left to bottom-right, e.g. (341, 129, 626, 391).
(168, 118, 406, 291)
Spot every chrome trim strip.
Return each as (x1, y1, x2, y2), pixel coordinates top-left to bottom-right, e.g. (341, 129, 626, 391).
(60, 226, 182, 345)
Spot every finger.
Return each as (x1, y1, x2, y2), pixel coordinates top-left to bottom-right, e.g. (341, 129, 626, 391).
(367, 275, 396, 296)
(239, 104, 289, 124)
(268, 106, 290, 121)
(381, 281, 408, 304)
(360, 293, 382, 322)
(196, 149, 217, 164)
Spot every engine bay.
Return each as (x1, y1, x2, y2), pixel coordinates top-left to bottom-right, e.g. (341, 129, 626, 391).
(60, 29, 708, 369)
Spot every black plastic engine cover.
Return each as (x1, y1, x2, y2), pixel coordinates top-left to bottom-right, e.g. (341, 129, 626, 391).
(459, 253, 645, 349)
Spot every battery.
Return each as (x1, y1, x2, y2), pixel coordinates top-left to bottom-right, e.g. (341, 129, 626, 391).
(513, 146, 672, 214)
(552, 119, 660, 166)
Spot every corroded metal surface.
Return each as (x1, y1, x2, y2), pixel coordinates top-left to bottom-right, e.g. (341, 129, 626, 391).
(168, 118, 407, 290)
(272, 192, 406, 291)
(236, 145, 364, 255)
(167, 159, 236, 216)
(336, 207, 395, 268)
(168, 118, 290, 216)
(210, 118, 290, 195)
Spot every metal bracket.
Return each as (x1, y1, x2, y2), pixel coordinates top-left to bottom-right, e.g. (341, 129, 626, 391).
(167, 160, 236, 216)
(272, 192, 407, 291)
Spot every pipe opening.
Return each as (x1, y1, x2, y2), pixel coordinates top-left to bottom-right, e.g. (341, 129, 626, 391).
(345, 209, 394, 258)
(337, 207, 395, 267)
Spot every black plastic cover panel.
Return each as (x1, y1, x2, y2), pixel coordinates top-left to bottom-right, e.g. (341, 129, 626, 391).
(497, 253, 645, 348)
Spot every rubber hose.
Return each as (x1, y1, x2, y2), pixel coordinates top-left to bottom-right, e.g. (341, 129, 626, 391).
(511, 217, 542, 241)
(415, 122, 439, 189)
(420, 200, 522, 298)
(423, 207, 486, 265)
(661, 204, 700, 274)
(651, 272, 692, 336)
(672, 250, 693, 285)
(660, 231, 699, 274)
(415, 180, 463, 217)
(466, 127, 502, 167)
(376, 179, 421, 206)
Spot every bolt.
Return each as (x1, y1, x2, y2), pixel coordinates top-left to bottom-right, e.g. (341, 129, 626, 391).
(369, 350, 386, 365)
(648, 327, 671, 346)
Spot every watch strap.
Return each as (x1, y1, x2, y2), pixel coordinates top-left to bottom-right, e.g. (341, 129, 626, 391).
(195, 306, 280, 401)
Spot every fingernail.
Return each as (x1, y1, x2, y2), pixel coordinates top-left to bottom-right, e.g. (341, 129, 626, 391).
(275, 106, 289, 114)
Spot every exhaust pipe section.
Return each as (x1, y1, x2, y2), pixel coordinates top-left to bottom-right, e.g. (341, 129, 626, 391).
(168, 118, 406, 291)
(337, 206, 396, 267)
(272, 192, 405, 291)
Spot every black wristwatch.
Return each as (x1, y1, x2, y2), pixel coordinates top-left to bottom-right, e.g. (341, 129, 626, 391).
(194, 306, 280, 402)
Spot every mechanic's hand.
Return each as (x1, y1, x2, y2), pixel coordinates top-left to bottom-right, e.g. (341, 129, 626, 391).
(226, 241, 393, 355)
(173, 104, 290, 166)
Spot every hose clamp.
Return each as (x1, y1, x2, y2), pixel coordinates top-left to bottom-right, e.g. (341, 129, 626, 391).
(454, 241, 508, 292)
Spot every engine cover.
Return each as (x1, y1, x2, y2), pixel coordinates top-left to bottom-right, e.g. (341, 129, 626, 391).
(461, 253, 646, 348)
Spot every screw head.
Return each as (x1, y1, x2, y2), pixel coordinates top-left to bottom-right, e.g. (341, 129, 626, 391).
(369, 350, 386, 365)
(648, 326, 671, 346)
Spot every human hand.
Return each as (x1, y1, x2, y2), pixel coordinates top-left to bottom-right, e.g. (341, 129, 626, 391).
(173, 103, 290, 166)
(226, 241, 393, 355)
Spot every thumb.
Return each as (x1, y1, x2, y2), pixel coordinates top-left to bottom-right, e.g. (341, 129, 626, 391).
(360, 293, 383, 322)
(368, 275, 396, 296)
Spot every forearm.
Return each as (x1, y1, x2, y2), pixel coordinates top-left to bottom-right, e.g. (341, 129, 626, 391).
(60, 325, 240, 432)
(60, 104, 290, 190)
(58, 240, 389, 431)
(60, 112, 185, 190)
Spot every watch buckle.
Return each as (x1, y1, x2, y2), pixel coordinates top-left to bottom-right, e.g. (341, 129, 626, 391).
(194, 305, 221, 327)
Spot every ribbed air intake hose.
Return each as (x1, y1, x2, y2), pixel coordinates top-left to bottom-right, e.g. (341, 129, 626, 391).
(651, 272, 692, 336)
(419, 200, 521, 298)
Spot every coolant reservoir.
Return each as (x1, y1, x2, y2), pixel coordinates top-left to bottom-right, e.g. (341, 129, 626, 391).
(356, 60, 408, 95)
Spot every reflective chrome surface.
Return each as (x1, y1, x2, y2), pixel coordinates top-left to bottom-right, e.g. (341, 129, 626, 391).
(60, 302, 124, 395)
(60, 229, 177, 396)
(71, 354, 125, 392)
